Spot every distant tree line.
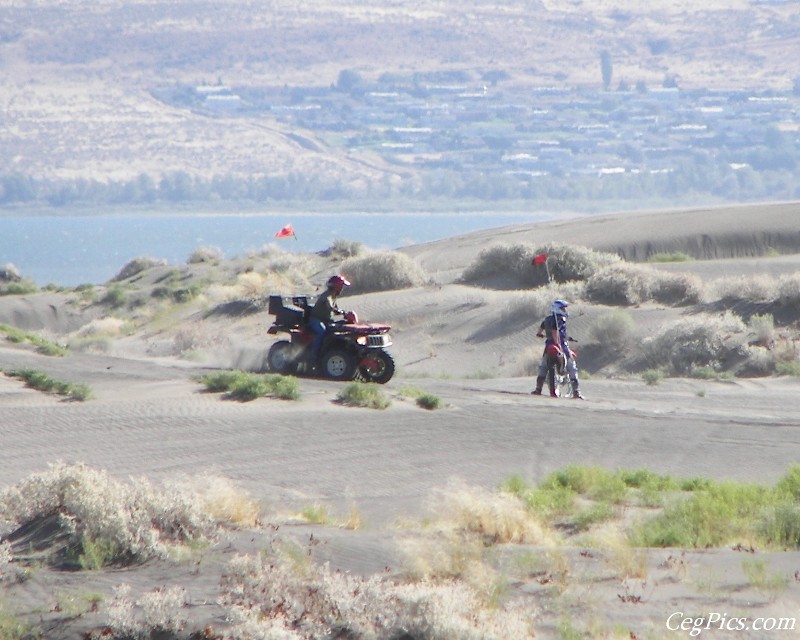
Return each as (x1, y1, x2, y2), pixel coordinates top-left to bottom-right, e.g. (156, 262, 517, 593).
(1, 159, 799, 209)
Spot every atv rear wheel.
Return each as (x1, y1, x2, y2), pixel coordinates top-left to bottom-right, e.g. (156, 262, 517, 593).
(267, 340, 300, 375)
(320, 348, 357, 381)
(357, 349, 395, 384)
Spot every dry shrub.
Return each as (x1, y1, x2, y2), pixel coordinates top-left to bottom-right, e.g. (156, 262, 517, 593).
(586, 263, 702, 306)
(169, 474, 260, 528)
(0, 462, 235, 564)
(741, 345, 775, 376)
(516, 344, 545, 376)
(221, 545, 536, 640)
(427, 479, 554, 545)
(462, 242, 618, 288)
(74, 316, 126, 338)
(709, 274, 777, 303)
(187, 245, 224, 264)
(461, 243, 536, 284)
(642, 312, 747, 374)
(255, 243, 317, 275)
(536, 242, 620, 282)
(589, 310, 636, 344)
(111, 256, 168, 282)
(500, 282, 585, 325)
(172, 324, 230, 355)
(652, 271, 704, 305)
(105, 583, 189, 639)
(236, 271, 266, 298)
(585, 263, 654, 305)
(340, 250, 427, 293)
(778, 273, 800, 309)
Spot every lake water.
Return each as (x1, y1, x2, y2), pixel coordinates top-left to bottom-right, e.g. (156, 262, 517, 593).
(1, 211, 542, 286)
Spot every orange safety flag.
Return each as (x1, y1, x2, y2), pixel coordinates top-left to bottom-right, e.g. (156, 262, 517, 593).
(532, 253, 548, 265)
(275, 223, 296, 239)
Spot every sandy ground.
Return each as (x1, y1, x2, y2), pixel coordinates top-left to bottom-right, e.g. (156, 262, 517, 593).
(2, 204, 800, 638)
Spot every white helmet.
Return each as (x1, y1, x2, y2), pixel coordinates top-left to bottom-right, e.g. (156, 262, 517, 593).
(551, 299, 569, 317)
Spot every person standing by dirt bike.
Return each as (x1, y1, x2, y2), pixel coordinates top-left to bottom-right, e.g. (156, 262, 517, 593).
(531, 299, 584, 399)
(309, 275, 350, 365)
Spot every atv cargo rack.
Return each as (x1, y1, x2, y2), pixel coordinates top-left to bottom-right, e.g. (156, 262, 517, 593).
(268, 294, 311, 327)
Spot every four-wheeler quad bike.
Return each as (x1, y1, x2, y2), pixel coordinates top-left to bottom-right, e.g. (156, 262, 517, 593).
(265, 295, 395, 384)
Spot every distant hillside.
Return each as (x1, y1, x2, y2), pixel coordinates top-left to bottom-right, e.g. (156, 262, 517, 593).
(1, 0, 798, 210)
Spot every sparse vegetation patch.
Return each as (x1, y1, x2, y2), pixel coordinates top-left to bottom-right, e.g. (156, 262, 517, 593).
(4, 368, 91, 401)
(0, 324, 67, 356)
(198, 370, 300, 401)
(0, 463, 256, 569)
(336, 382, 391, 409)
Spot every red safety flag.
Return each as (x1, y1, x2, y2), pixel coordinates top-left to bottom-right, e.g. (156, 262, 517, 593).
(275, 224, 295, 239)
(532, 253, 548, 265)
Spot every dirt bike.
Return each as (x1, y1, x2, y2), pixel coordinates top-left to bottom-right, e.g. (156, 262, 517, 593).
(543, 337, 578, 399)
(265, 295, 395, 384)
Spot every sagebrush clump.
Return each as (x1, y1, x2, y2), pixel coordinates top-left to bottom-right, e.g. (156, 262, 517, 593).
(0, 463, 256, 567)
(111, 256, 167, 282)
(585, 263, 702, 306)
(461, 242, 618, 288)
(340, 250, 427, 293)
(642, 312, 746, 374)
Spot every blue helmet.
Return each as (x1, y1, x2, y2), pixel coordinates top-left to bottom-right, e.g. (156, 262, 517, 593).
(551, 299, 569, 317)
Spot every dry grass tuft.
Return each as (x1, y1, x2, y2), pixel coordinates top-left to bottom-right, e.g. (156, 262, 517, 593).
(428, 478, 555, 546)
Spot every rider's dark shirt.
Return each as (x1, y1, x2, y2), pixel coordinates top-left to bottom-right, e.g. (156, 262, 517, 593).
(542, 313, 568, 352)
(311, 291, 338, 323)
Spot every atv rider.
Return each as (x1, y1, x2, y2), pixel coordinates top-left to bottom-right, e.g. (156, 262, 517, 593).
(309, 275, 350, 363)
(532, 299, 584, 399)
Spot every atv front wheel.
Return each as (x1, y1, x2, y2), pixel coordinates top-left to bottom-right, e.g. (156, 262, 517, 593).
(357, 349, 395, 384)
(267, 341, 300, 375)
(320, 348, 357, 381)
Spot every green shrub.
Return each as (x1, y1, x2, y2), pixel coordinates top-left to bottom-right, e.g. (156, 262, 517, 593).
(415, 393, 441, 410)
(776, 359, 800, 377)
(5, 368, 92, 401)
(198, 371, 300, 401)
(541, 465, 627, 504)
(631, 480, 771, 548)
(749, 313, 775, 346)
(337, 382, 391, 409)
(0, 280, 39, 296)
(0, 324, 67, 356)
(648, 252, 692, 263)
(101, 285, 127, 308)
(523, 486, 576, 522)
(642, 369, 663, 385)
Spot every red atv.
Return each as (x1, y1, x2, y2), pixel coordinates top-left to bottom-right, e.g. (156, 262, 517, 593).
(265, 295, 395, 384)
